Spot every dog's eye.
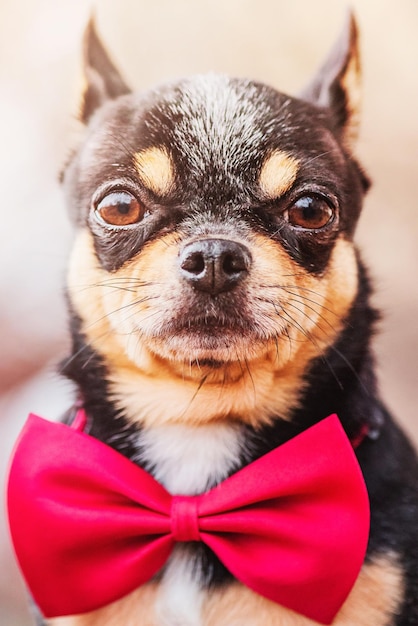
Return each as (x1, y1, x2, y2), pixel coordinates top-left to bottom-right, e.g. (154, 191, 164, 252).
(284, 195, 334, 230)
(95, 191, 144, 226)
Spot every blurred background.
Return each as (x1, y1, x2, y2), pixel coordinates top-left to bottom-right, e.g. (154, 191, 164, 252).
(0, 0, 417, 622)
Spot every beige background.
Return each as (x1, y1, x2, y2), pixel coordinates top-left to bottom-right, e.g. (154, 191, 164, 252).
(0, 0, 417, 623)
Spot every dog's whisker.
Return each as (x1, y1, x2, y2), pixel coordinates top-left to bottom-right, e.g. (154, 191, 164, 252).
(285, 299, 338, 336)
(182, 373, 209, 416)
(303, 149, 336, 166)
(103, 129, 137, 161)
(82, 296, 161, 331)
(259, 283, 336, 308)
(283, 287, 337, 316)
(325, 343, 371, 396)
(283, 291, 339, 320)
(269, 304, 345, 391)
(59, 327, 116, 373)
(243, 356, 256, 401)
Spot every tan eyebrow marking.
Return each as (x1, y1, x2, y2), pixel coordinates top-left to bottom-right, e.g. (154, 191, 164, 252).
(259, 150, 299, 199)
(134, 147, 175, 196)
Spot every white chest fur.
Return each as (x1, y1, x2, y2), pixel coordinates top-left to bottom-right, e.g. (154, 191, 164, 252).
(136, 420, 245, 495)
(136, 420, 246, 626)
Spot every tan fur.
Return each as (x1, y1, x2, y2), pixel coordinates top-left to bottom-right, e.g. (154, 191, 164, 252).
(48, 556, 403, 626)
(134, 147, 175, 196)
(48, 584, 158, 626)
(259, 151, 299, 199)
(67, 228, 357, 428)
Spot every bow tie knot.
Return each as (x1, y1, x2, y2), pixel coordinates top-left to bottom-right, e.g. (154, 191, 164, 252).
(171, 495, 201, 542)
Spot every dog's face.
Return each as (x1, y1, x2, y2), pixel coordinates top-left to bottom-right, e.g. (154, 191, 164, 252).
(64, 16, 368, 427)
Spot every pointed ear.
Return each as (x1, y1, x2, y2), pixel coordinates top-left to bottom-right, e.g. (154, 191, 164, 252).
(300, 12, 361, 147)
(80, 18, 131, 123)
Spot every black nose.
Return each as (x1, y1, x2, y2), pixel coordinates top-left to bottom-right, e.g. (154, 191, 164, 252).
(179, 239, 251, 295)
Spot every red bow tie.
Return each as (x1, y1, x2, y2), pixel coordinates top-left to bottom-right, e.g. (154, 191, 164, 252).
(7, 412, 369, 624)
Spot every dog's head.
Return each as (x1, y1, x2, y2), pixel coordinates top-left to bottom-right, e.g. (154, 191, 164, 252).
(63, 14, 369, 427)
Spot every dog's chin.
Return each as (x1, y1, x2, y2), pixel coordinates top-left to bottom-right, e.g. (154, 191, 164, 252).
(141, 324, 277, 370)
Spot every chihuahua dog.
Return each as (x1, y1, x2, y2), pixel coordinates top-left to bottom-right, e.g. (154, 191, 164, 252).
(29, 12, 417, 626)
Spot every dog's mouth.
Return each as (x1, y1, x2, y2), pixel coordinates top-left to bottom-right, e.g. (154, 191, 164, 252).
(172, 313, 248, 334)
(142, 302, 281, 367)
(161, 314, 251, 341)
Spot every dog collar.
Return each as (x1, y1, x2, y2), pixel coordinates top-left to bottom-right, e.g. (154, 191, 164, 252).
(7, 412, 369, 624)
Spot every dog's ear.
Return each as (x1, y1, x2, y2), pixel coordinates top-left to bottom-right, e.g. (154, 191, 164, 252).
(300, 11, 361, 147)
(80, 18, 131, 123)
